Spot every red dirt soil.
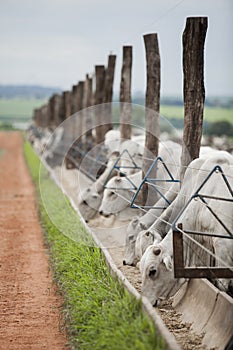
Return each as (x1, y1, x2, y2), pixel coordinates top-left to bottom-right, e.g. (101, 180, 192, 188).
(0, 131, 68, 349)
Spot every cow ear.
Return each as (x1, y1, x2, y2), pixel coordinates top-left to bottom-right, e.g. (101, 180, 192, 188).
(163, 255, 173, 271)
(140, 222, 148, 230)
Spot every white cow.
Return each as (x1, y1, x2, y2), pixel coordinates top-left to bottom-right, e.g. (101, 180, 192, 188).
(118, 138, 144, 175)
(33, 128, 53, 155)
(78, 136, 145, 222)
(123, 146, 216, 266)
(77, 152, 120, 222)
(104, 129, 145, 158)
(43, 126, 64, 159)
(140, 151, 233, 306)
(99, 141, 182, 220)
(104, 130, 121, 154)
(99, 171, 144, 220)
(135, 227, 162, 265)
(123, 183, 179, 266)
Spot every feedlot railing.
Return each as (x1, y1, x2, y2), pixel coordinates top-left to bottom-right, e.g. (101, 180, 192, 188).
(172, 165, 233, 279)
(130, 156, 180, 210)
(103, 149, 142, 190)
(50, 141, 108, 181)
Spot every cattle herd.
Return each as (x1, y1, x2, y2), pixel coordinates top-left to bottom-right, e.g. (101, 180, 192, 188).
(27, 125, 233, 307)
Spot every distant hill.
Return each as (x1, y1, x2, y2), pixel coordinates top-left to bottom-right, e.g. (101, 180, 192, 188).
(114, 91, 233, 108)
(0, 85, 62, 99)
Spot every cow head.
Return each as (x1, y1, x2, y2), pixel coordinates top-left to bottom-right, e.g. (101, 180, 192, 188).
(99, 176, 131, 217)
(123, 217, 141, 266)
(140, 244, 185, 306)
(135, 228, 162, 264)
(78, 187, 103, 222)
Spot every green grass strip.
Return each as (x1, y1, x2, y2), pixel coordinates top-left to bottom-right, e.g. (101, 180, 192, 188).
(23, 140, 166, 350)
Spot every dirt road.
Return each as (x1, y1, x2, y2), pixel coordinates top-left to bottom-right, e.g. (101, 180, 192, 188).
(0, 131, 68, 349)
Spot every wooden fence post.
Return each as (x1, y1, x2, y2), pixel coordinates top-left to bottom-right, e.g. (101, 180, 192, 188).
(103, 54, 116, 134)
(47, 96, 53, 128)
(142, 33, 160, 205)
(64, 91, 72, 119)
(47, 93, 60, 128)
(36, 107, 42, 127)
(120, 46, 132, 141)
(66, 82, 85, 169)
(71, 85, 78, 115)
(53, 94, 61, 127)
(73, 81, 84, 141)
(59, 92, 66, 123)
(41, 104, 49, 128)
(33, 108, 40, 127)
(83, 74, 94, 150)
(181, 17, 208, 180)
(62, 91, 72, 149)
(94, 65, 106, 144)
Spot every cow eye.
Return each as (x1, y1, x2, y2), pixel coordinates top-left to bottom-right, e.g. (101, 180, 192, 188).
(149, 268, 157, 278)
(145, 231, 150, 237)
(109, 191, 115, 196)
(83, 200, 87, 205)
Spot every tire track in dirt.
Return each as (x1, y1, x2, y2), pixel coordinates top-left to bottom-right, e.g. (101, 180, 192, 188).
(0, 131, 68, 349)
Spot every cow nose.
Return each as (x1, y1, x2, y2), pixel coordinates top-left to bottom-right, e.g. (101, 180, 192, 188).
(123, 260, 126, 265)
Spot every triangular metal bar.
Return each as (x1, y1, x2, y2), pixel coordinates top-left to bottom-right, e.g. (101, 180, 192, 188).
(130, 156, 180, 209)
(103, 149, 141, 190)
(172, 165, 233, 237)
(198, 195, 232, 237)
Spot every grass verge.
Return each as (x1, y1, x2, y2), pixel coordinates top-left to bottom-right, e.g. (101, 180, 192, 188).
(23, 140, 166, 350)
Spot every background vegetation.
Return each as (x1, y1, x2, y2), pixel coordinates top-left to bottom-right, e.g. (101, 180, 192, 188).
(0, 85, 232, 136)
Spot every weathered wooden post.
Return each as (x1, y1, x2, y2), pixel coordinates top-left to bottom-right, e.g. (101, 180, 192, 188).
(64, 91, 72, 119)
(47, 96, 53, 128)
(41, 104, 49, 128)
(94, 65, 106, 145)
(36, 107, 42, 127)
(65, 82, 85, 169)
(48, 94, 60, 129)
(120, 46, 132, 141)
(73, 81, 84, 140)
(53, 94, 61, 127)
(180, 17, 208, 180)
(142, 33, 160, 205)
(33, 108, 40, 127)
(59, 91, 66, 123)
(103, 54, 116, 134)
(71, 85, 78, 115)
(70, 84, 80, 142)
(62, 91, 72, 148)
(83, 74, 94, 151)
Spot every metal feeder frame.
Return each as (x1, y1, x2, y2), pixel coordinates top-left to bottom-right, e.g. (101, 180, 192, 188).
(172, 165, 233, 279)
(130, 156, 180, 209)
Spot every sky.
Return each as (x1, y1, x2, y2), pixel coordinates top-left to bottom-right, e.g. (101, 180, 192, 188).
(0, 0, 232, 97)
